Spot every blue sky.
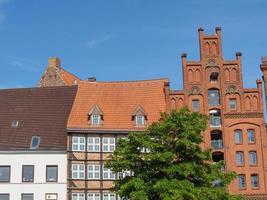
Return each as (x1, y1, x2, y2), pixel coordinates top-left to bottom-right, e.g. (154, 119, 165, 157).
(0, 0, 267, 89)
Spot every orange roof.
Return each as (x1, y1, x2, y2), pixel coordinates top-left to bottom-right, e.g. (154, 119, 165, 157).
(59, 68, 81, 86)
(67, 79, 168, 131)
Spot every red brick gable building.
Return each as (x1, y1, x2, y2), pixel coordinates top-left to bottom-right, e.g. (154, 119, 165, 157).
(39, 27, 267, 199)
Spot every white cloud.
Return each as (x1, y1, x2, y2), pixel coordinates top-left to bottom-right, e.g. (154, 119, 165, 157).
(8, 56, 38, 72)
(86, 35, 113, 48)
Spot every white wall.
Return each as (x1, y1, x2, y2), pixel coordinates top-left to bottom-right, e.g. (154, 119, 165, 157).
(0, 152, 67, 200)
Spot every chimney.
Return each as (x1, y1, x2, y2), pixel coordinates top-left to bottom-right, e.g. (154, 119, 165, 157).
(48, 57, 61, 68)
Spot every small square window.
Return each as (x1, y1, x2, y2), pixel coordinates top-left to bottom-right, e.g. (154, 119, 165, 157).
(30, 136, 40, 149)
(91, 115, 101, 125)
(46, 166, 58, 182)
(22, 165, 34, 182)
(11, 120, 19, 128)
(21, 194, 33, 200)
(0, 166, 10, 182)
(229, 99, 237, 110)
(135, 115, 145, 126)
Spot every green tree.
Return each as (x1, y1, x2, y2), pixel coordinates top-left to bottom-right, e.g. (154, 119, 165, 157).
(106, 107, 241, 200)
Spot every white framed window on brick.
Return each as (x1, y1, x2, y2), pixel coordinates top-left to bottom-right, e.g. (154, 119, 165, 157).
(87, 164, 100, 179)
(103, 193, 116, 200)
(135, 115, 145, 126)
(72, 193, 85, 200)
(88, 193, 100, 200)
(103, 166, 115, 180)
(102, 137, 116, 152)
(118, 170, 131, 179)
(236, 151, 244, 166)
(238, 174, 246, 189)
(72, 136, 85, 151)
(247, 129, 256, 143)
(251, 174, 259, 188)
(88, 137, 100, 152)
(72, 164, 85, 179)
(91, 114, 101, 125)
(249, 151, 257, 166)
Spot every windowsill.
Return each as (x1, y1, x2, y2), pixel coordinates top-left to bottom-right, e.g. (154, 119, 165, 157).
(238, 187, 246, 190)
(236, 165, 245, 167)
(251, 187, 260, 190)
(210, 126, 222, 128)
(248, 142, 256, 145)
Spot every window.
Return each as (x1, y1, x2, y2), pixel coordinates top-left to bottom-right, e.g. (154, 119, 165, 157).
(72, 136, 85, 151)
(103, 193, 116, 200)
(249, 151, 257, 166)
(248, 129, 255, 143)
(45, 194, 58, 200)
(251, 174, 259, 188)
(238, 174, 246, 189)
(209, 109, 221, 127)
(208, 89, 220, 106)
(135, 115, 145, 126)
(0, 166, 10, 182)
(210, 72, 219, 83)
(234, 130, 243, 144)
(21, 194, 33, 200)
(72, 193, 85, 200)
(30, 136, 40, 149)
(103, 166, 115, 180)
(91, 114, 101, 125)
(118, 170, 131, 179)
(192, 100, 200, 112)
(229, 99, 237, 110)
(0, 194, 9, 200)
(22, 165, 34, 182)
(72, 164, 85, 179)
(11, 120, 19, 128)
(46, 166, 58, 182)
(88, 137, 100, 152)
(236, 151, 244, 166)
(88, 193, 100, 200)
(102, 138, 116, 152)
(87, 164, 100, 179)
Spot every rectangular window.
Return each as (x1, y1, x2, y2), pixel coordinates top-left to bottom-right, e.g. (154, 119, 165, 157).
(30, 136, 40, 149)
(88, 193, 100, 200)
(118, 170, 131, 179)
(103, 193, 116, 200)
(72, 193, 85, 200)
(192, 100, 200, 112)
(46, 166, 58, 182)
(234, 130, 243, 144)
(209, 110, 221, 127)
(229, 99, 237, 110)
(135, 115, 145, 126)
(91, 115, 101, 125)
(0, 194, 9, 200)
(72, 136, 85, 151)
(72, 164, 85, 179)
(45, 193, 58, 200)
(88, 164, 100, 179)
(236, 151, 244, 166)
(103, 166, 115, 180)
(102, 138, 116, 152)
(208, 89, 220, 106)
(21, 194, 34, 200)
(248, 129, 255, 143)
(0, 166, 10, 182)
(88, 137, 100, 152)
(22, 165, 34, 182)
(249, 151, 257, 166)
(238, 174, 246, 189)
(251, 174, 259, 188)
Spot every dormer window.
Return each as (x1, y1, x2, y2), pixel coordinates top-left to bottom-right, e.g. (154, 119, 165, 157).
(11, 120, 19, 128)
(30, 136, 40, 149)
(132, 106, 147, 126)
(88, 105, 104, 126)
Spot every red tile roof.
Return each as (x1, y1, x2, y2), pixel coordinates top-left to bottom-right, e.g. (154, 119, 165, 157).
(0, 86, 77, 150)
(59, 68, 81, 85)
(67, 79, 168, 131)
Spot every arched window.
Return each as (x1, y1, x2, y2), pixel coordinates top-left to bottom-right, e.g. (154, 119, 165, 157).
(234, 130, 243, 144)
(236, 151, 244, 166)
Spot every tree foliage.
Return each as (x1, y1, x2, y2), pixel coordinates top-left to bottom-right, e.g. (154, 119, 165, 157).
(106, 107, 241, 200)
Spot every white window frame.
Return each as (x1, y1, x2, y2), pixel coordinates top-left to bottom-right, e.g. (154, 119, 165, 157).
(88, 193, 100, 200)
(135, 115, 145, 126)
(91, 114, 101, 125)
(88, 137, 100, 152)
(103, 193, 116, 200)
(87, 164, 100, 179)
(102, 137, 116, 152)
(249, 151, 257, 166)
(72, 136, 85, 151)
(72, 193, 85, 200)
(103, 166, 115, 180)
(118, 170, 131, 179)
(72, 164, 85, 179)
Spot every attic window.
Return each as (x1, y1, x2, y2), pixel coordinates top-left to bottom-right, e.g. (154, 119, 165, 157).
(88, 105, 104, 126)
(11, 120, 19, 128)
(132, 106, 147, 126)
(30, 136, 40, 149)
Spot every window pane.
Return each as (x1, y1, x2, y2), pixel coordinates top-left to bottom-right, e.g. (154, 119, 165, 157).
(248, 129, 255, 143)
(22, 166, 34, 182)
(22, 194, 33, 200)
(238, 175, 246, 189)
(0, 166, 10, 182)
(192, 100, 200, 111)
(234, 130, 242, 144)
(251, 174, 259, 188)
(208, 89, 220, 106)
(236, 152, 244, 166)
(47, 166, 58, 182)
(0, 194, 9, 200)
(249, 152, 257, 165)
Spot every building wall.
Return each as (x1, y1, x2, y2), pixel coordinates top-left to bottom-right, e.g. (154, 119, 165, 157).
(0, 152, 67, 200)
